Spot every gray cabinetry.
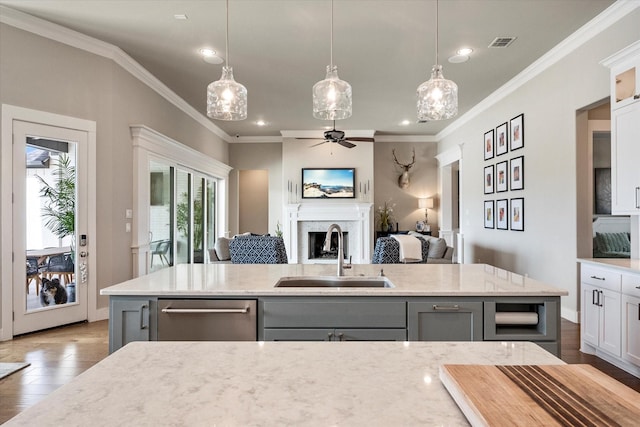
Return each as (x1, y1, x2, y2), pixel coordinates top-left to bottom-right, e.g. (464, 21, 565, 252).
(261, 297, 406, 341)
(407, 300, 482, 341)
(109, 297, 156, 353)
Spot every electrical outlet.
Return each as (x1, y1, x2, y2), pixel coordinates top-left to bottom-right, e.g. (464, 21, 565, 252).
(125, 209, 133, 219)
(125, 223, 131, 233)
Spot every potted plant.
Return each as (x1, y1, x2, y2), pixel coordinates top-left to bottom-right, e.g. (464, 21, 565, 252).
(37, 154, 75, 255)
(377, 200, 396, 232)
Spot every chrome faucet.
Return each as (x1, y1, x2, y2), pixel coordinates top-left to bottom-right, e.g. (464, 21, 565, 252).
(323, 224, 351, 276)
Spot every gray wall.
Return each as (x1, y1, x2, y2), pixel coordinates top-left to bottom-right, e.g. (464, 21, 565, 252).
(437, 8, 640, 319)
(228, 143, 283, 236)
(0, 23, 228, 327)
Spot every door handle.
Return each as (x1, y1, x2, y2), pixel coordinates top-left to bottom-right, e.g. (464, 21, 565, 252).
(161, 307, 249, 314)
(79, 251, 88, 258)
(140, 304, 148, 330)
(598, 290, 604, 307)
(433, 304, 460, 311)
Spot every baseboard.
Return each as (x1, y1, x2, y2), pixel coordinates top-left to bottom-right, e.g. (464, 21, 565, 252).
(561, 307, 579, 323)
(89, 306, 109, 322)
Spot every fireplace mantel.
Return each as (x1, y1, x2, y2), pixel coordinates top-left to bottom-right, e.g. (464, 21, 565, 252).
(283, 203, 373, 264)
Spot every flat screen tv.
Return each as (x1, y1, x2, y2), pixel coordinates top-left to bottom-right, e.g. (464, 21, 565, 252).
(302, 168, 355, 199)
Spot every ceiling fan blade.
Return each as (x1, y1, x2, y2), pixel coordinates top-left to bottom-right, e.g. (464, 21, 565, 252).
(337, 140, 356, 149)
(344, 137, 375, 142)
(296, 137, 324, 140)
(310, 140, 329, 147)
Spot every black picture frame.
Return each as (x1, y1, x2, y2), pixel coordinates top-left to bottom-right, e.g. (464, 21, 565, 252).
(496, 122, 509, 156)
(496, 199, 508, 230)
(484, 129, 494, 160)
(301, 168, 355, 199)
(510, 113, 524, 151)
(484, 200, 494, 229)
(510, 156, 524, 190)
(484, 165, 494, 194)
(511, 198, 524, 231)
(496, 161, 508, 193)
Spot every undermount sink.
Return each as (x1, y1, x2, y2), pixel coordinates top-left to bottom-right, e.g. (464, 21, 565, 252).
(275, 276, 394, 288)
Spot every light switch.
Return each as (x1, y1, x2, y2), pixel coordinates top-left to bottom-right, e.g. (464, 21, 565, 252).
(125, 209, 133, 219)
(125, 223, 131, 233)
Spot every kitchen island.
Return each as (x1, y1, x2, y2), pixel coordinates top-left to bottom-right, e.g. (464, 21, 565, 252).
(102, 263, 568, 354)
(3, 341, 565, 426)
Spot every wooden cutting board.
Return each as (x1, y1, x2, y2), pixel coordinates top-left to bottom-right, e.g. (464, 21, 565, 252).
(440, 364, 640, 426)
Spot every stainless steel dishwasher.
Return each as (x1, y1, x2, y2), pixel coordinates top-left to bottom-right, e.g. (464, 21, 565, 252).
(157, 299, 257, 341)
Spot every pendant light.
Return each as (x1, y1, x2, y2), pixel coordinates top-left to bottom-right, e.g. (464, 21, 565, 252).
(417, 0, 458, 121)
(207, 0, 247, 121)
(312, 0, 352, 120)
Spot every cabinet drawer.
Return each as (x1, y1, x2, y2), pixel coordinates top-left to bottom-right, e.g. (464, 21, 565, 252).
(622, 273, 640, 297)
(581, 265, 621, 292)
(262, 299, 406, 328)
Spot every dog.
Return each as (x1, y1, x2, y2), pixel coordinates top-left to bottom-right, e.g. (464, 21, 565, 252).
(40, 278, 68, 306)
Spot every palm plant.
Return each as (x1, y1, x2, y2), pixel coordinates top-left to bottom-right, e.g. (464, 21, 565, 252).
(37, 154, 75, 241)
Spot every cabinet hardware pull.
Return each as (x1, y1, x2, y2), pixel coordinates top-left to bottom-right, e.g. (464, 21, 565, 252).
(636, 187, 640, 209)
(338, 333, 344, 341)
(327, 332, 334, 340)
(638, 303, 640, 321)
(635, 286, 640, 290)
(598, 290, 604, 307)
(634, 94, 640, 100)
(140, 304, 148, 330)
(590, 275, 605, 281)
(592, 289, 598, 305)
(433, 304, 460, 311)
(161, 307, 249, 314)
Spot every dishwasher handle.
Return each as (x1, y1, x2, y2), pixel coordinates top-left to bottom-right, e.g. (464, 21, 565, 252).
(161, 307, 250, 314)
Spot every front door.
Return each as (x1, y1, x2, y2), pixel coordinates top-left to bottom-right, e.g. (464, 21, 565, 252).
(12, 120, 91, 335)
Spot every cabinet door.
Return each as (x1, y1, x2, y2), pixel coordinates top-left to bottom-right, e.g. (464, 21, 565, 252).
(109, 298, 152, 353)
(622, 294, 640, 366)
(612, 101, 640, 214)
(581, 284, 600, 348)
(408, 301, 482, 341)
(600, 288, 622, 357)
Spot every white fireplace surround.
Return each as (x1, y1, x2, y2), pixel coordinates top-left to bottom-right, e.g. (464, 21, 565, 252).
(284, 203, 373, 264)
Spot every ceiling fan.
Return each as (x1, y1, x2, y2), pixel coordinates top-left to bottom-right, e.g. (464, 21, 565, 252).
(296, 121, 374, 149)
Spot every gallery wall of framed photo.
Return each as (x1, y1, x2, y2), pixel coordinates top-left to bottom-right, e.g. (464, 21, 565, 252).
(483, 113, 525, 231)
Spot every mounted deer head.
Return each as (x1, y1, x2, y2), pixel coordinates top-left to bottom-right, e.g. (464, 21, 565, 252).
(392, 148, 416, 189)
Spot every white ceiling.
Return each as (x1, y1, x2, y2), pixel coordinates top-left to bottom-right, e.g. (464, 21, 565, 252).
(0, 0, 616, 139)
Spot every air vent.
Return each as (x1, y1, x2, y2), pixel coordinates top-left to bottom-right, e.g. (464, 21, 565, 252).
(489, 37, 517, 48)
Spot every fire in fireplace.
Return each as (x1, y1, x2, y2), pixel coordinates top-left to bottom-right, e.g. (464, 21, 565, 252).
(308, 231, 348, 260)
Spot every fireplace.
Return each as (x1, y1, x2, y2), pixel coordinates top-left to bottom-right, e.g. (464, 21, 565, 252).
(283, 203, 373, 264)
(308, 231, 349, 260)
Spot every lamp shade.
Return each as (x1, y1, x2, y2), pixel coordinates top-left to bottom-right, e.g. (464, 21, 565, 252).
(418, 198, 434, 209)
(313, 65, 352, 120)
(207, 66, 247, 121)
(416, 65, 458, 121)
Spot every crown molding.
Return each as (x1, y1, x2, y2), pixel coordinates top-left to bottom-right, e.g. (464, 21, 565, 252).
(437, 0, 640, 141)
(0, 5, 233, 143)
(374, 134, 437, 143)
(233, 135, 283, 143)
(280, 129, 376, 139)
(601, 39, 640, 68)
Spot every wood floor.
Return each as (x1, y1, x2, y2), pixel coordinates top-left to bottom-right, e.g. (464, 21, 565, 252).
(1, 318, 639, 423)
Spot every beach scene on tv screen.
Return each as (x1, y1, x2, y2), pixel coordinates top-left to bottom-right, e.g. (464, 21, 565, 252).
(303, 169, 354, 198)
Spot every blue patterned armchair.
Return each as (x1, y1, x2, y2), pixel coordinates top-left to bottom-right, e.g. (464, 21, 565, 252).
(229, 235, 288, 264)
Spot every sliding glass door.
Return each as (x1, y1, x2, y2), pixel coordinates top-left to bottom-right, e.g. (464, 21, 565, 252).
(149, 160, 217, 271)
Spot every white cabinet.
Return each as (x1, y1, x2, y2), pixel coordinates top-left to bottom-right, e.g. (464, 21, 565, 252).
(602, 41, 640, 214)
(580, 265, 621, 357)
(612, 101, 640, 213)
(622, 274, 640, 367)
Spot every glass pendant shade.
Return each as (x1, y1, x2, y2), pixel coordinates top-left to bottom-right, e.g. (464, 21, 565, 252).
(313, 65, 352, 120)
(417, 64, 458, 121)
(207, 66, 247, 121)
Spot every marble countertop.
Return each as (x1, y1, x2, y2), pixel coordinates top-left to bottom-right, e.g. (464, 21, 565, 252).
(579, 258, 640, 274)
(101, 263, 567, 297)
(4, 341, 565, 426)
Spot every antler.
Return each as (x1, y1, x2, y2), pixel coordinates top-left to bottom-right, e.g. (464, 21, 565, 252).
(392, 148, 416, 170)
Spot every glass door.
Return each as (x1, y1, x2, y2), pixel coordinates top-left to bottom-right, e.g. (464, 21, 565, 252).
(13, 121, 89, 335)
(149, 161, 173, 272)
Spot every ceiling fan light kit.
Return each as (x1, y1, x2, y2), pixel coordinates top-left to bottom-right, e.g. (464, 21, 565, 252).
(206, 0, 247, 121)
(312, 0, 352, 121)
(416, 0, 458, 121)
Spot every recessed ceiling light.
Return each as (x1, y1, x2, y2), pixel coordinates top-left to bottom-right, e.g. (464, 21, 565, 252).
(448, 54, 469, 64)
(256, 120, 266, 126)
(174, 14, 188, 20)
(200, 48, 224, 64)
(456, 47, 473, 56)
(401, 120, 411, 126)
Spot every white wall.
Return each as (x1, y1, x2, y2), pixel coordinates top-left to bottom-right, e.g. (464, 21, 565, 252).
(438, 8, 640, 321)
